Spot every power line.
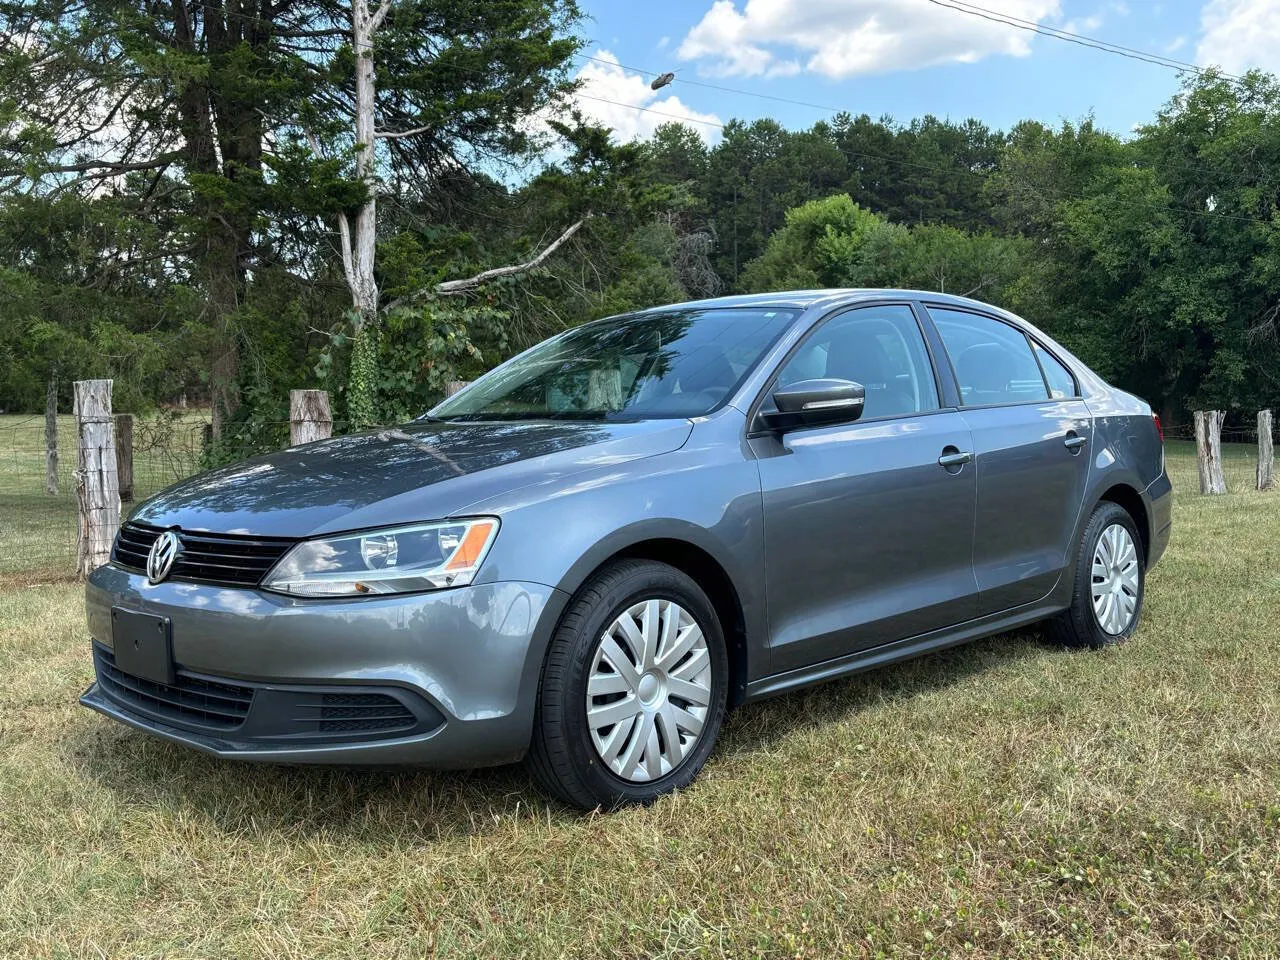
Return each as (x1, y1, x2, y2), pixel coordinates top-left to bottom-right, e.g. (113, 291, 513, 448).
(573, 53, 844, 116)
(350, 42, 1276, 229)
(573, 93, 725, 129)
(924, 0, 1249, 83)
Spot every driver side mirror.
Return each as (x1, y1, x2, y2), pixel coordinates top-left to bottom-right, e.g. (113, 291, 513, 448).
(758, 378, 866, 432)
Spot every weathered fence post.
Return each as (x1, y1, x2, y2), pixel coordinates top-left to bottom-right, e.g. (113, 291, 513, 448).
(1258, 409, 1275, 492)
(115, 413, 134, 502)
(1194, 410, 1228, 495)
(74, 380, 120, 577)
(444, 379, 471, 398)
(44, 372, 58, 495)
(289, 389, 332, 445)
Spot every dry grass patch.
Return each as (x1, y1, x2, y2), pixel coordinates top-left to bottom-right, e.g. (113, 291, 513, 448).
(1, 443, 1278, 957)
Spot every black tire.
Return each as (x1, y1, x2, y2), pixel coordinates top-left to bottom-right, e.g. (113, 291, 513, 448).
(527, 559, 729, 810)
(1047, 501, 1146, 649)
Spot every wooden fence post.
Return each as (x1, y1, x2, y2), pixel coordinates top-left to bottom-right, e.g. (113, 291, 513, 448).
(115, 413, 134, 502)
(444, 379, 471, 398)
(74, 380, 120, 577)
(289, 389, 332, 445)
(1258, 409, 1275, 492)
(44, 373, 58, 495)
(1194, 410, 1228, 495)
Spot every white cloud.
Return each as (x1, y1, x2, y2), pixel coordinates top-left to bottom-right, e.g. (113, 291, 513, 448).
(568, 51, 723, 142)
(1063, 14, 1104, 33)
(676, 0, 1063, 79)
(1197, 0, 1280, 74)
(1164, 34, 1187, 53)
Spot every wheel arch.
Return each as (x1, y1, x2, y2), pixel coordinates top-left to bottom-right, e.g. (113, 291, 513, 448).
(556, 528, 752, 709)
(1096, 482, 1151, 566)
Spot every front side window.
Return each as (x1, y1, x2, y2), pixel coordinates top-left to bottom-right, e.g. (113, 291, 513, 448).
(775, 304, 940, 420)
(430, 308, 797, 421)
(929, 307, 1050, 406)
(1033, 342, 1079, 399)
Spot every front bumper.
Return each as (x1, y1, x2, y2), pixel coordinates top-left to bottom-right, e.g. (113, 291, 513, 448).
(80, 564, 568, 767)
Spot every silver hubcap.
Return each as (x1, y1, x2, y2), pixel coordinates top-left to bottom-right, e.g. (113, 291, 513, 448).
(1091, 523, 1140, 635)
(586, 599, 712, 782)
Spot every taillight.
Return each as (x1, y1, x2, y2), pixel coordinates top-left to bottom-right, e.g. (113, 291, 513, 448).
(1152, 413, 1164, 442)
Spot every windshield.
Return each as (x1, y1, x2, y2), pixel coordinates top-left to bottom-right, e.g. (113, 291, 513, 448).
(428, 308, 798, 421)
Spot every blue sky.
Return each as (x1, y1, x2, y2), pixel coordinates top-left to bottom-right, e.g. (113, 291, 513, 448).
(568, 0, 1279, 141)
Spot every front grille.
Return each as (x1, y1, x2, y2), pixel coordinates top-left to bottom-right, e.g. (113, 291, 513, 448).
(94, 643, 253, 730)
(307, 693, 418, 734)
(112, 522, 295, 587)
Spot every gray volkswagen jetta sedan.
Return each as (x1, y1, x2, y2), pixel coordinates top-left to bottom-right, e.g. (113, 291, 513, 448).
(81, 290, 1172, 808)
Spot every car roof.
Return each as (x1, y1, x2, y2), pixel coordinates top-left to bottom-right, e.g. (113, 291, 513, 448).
(636, 289, 1010, 315)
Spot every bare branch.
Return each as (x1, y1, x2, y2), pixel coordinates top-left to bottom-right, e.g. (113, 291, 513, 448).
(384, 218, 589, 311)
(2, 151, 182, 179)
(433, 218, 588, 296)
(336, 211, 358, 295)
(374, 124, 431, 140)
(367, 0, 397, 34)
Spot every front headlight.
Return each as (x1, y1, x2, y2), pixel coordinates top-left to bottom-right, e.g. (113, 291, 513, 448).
(262, 518, 499, 597)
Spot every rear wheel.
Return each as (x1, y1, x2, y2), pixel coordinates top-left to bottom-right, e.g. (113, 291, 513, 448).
(1047, 501, 1145, 649)
(528, 559, 728, 809)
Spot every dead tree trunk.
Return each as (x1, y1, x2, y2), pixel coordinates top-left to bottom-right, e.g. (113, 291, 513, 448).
(115, 413, 134, 502)
(289, 389, 333, 445)
(44, 372, 58, 495)
(444, 380, 470, 398)
(74, 380, 120, 577)
(1194, 410, 1228, 495)
(1258, 409, 1275, 492)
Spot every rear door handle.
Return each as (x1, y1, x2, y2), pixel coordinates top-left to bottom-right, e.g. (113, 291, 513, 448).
(1064, 435, 1088, 450)
(937, 450, 973, 467)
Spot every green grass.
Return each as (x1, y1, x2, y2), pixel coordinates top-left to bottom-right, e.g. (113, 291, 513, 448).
(1, 442, 1278, 957)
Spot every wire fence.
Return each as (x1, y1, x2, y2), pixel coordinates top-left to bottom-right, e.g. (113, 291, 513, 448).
(0, 411, 1273, 582)
(0, 412, 356, 582)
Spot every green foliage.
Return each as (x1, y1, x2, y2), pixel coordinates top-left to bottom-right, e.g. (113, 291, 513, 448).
(739, 195, 897, 291)
(346, 319, 380, 430)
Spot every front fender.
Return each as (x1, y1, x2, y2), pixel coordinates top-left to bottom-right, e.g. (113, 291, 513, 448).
(462, 416, 770, 680)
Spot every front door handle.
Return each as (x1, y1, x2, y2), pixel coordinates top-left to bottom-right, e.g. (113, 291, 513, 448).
(1064, 435, 1088, 451)
(937, 450, 973, 467)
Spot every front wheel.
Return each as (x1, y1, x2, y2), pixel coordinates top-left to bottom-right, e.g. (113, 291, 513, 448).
(527, 559, 728, 809)
(1047, 501, 1145, 649)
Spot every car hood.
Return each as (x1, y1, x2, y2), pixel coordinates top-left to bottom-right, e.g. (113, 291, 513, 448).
(130, 418, 694, 538)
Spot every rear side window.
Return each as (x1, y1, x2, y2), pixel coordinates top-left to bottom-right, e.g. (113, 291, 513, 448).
(928, 308, 1050, 406)
(1033, 342, 1079, 399)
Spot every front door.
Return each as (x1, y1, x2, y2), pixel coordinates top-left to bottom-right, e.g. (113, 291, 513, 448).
(751, 304, 981, 674)
(927, 306, 1093, 614)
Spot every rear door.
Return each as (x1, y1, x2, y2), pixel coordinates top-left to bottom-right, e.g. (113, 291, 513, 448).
(925, 305, 1092, 614)
(750, 302, 980, 673)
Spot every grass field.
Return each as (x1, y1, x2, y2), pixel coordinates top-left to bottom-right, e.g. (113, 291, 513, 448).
(1, 442, 1278, 957)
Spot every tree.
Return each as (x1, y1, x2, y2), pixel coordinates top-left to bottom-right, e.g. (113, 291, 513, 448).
(0, 0, 583, 430)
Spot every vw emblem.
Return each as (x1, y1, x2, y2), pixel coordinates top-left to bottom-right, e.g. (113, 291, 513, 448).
(146, 530, 181, 584)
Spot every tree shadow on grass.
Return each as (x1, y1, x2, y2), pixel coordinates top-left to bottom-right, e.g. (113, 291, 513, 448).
(62, 626, 1057, 842)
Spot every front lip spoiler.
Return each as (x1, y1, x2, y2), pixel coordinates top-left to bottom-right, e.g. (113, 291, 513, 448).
(79, 682, 449, 764)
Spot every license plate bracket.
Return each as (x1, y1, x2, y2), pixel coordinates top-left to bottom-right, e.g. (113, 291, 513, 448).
(111, 607, 175, 685)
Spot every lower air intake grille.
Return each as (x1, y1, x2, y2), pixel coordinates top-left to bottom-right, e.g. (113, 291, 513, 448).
(310, 693, 417, 734)
(94, 643, 253, 730)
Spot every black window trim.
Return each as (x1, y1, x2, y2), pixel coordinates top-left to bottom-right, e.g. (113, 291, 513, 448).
(1028, 338, 1082, 400)
(746, 299, 954, 436)
(921, 302, 1081, 410)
